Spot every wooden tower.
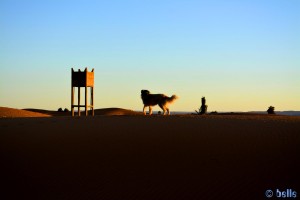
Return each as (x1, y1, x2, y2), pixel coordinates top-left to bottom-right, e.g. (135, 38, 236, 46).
(71, 68, 94, 116)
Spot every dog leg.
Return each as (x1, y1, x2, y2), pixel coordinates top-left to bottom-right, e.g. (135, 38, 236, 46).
(159, 104, 165, 115)
(167, 108, 170, 115)
(143, 106, 147, 115)
(149, 106, 153, 115)
(162, 107, 167, 115)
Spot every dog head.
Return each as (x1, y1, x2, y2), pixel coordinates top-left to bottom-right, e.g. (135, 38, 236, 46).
(141, 90, 150, 99)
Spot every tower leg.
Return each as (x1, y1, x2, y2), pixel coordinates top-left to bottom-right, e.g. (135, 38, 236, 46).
(91, 87, 94, 116)
(71, 87, 74, 116)
(85, 86, 88, 116)
(78, 87, 81, 116)
(89, 87, 92, 115)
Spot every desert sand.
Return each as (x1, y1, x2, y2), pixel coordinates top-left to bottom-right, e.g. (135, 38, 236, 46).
(0, 107, 299, 200)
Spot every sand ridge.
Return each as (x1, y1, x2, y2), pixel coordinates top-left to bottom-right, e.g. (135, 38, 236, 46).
(0, 107, 142, 118)
(0, 107, 51, 118)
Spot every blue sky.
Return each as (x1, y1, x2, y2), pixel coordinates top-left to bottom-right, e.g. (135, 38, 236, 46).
(0, 0, 299, 112)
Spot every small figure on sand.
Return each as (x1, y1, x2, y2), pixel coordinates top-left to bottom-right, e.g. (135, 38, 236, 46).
(195, 97, 208, 115)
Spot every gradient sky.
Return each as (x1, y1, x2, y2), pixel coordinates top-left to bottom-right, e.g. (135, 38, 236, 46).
(0, 0, 299, 112)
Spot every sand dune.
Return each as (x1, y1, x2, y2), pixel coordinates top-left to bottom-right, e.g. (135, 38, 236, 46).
(0, 107, 51, 118)
(0, 107, 142, 118)
(94, 107, 142, 116)
(24, 108, 70, 116)
(3, 106, 296, 119)
(1, 107, 299, 199)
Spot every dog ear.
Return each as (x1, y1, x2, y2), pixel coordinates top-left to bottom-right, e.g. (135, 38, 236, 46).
(141, 90, 150, 95)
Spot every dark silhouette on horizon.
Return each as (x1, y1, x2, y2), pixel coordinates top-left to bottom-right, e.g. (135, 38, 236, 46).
(195, 97, 208, 115)
(141, 90, 178, 115)
(71, 68, 94, 116)
(267, 106, 275, 114)
(58, 108, 69, 112)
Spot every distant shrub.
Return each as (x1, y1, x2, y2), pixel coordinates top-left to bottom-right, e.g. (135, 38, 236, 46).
(64, 108, 69, 112)
(58, 108, 63, 112)
(267, 106, 275, 114)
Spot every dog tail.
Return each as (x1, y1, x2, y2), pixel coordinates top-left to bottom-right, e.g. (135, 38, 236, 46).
(166, 95, 178, 104)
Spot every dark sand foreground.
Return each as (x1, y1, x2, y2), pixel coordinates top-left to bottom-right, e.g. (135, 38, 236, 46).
(1, 109, 299, 200)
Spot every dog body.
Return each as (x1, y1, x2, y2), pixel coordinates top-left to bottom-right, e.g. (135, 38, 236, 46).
(141, 90, 178, 115)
